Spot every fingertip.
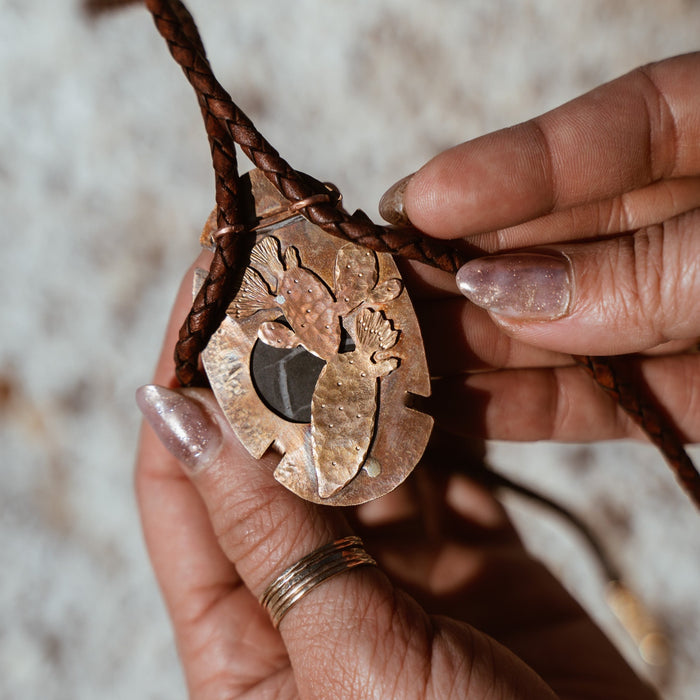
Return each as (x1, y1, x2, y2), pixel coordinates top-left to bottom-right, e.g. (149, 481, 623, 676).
(378, 173, 414, 226)
(402, 127, 553, 239)
(489, 217, 700, 356)
(402, 151, 468, 238)
(136, 384, 225, 474)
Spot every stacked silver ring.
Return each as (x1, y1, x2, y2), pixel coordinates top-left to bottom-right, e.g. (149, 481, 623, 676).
(260, 535, 377, 629)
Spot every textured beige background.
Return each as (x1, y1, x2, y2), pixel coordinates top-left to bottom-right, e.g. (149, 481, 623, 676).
(1, 1, 699, 698)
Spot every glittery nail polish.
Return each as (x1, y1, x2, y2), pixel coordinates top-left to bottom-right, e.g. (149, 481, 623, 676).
(136, 385, 223, 472)
(378, 174, 414, 226)
(456, 252, 573, 320)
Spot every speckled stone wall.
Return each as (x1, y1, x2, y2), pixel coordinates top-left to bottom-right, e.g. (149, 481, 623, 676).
(2, 1, 699, 698)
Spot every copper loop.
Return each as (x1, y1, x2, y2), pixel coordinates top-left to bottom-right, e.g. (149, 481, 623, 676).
(212, 225, 243, 240)
(289, 193, 333, 212)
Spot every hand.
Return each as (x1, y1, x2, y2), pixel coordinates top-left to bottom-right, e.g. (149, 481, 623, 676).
(381, 53, 700, 446)
(135, 257, 656, 699)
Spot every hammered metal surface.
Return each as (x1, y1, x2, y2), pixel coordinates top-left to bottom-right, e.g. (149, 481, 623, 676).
(201, 169, 432, 505)
(310, 309, 400, 498)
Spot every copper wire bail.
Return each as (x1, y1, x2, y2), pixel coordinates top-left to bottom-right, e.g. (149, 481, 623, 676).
(212, 224, 243, 242)
(289, 193, 332, 211)
(290, 181, 342, 212)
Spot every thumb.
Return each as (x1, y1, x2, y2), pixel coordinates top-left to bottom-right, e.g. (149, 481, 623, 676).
(455, 211, 700, 355)
(136, 384, 558, 699)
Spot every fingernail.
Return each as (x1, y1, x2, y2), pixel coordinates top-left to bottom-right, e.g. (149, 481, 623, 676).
(378, 174, 414, 226)
(136, 385, 223, 472)
(456, 252, 572, 320)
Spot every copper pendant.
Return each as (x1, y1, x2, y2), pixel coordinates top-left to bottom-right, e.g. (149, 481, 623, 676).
(197, 169, 433, 505)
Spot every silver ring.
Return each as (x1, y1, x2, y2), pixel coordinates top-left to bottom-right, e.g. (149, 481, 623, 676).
(260, 536, 377, 629)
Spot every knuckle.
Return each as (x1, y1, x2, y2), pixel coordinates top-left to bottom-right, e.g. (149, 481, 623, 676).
(548, 368, 575, 440)
(636, 65, 679, 179)
(630, 227, 665, 323)
(599, 227, 669, 342)
(600, 196, 631, 233)
(217, 485, 331, 589)
(529, 118, 559, 212)
(210, 479, 287, 565)
(630, 225, 685, 340)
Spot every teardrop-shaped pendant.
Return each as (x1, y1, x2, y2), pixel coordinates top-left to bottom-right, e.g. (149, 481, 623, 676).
(198, 169, 433, 505)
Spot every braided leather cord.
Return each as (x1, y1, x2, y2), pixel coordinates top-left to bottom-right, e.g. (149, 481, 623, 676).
(145, 0, 699, 507)
(573, 355, 700, 505)
(148, 0, 254, 386)
(145, 1, 466, 268)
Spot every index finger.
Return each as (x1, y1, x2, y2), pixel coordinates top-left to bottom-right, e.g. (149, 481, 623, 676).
(404, 52, 700, 238)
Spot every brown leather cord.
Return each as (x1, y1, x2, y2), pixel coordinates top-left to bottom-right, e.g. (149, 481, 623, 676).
(145, 0, 700, 508)
(145, 1, 467, 271)
(573, 355, 700, 505)
(147, 0, 253, 386)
